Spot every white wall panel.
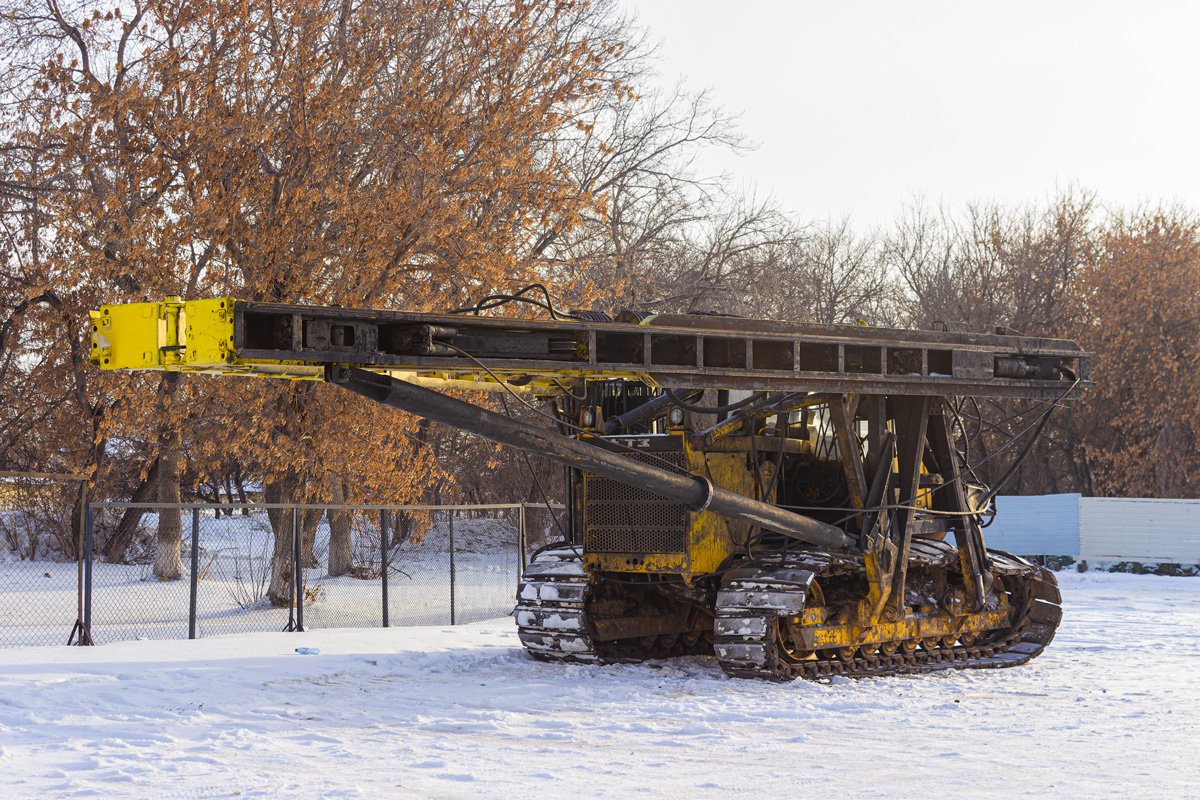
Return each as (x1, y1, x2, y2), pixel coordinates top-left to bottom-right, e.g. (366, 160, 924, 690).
(1080, 498, 1200, 562)
(986, 494, 1080, 556)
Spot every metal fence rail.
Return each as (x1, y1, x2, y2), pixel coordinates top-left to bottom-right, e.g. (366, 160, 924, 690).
(0, 501, 564, 647)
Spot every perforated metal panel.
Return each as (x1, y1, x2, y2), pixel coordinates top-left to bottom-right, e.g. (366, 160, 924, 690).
(586, 502, 686, 529)
(583, 451, 689, 554)
(587, 526, 687, 554)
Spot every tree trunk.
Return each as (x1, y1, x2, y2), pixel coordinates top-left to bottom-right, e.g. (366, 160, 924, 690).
(328, 477, 352, 577)
(65, 480, 85, 563)
(266, 476, 296, 606)
(233, 464, 249, 515)
(397, 509, 415, 547)
(152, 373, 184, 581)
(222, 472, 236, 517)
(302, 507, 322, 568)
(104, 457, 160, 563)
(152, 445, 183, 580)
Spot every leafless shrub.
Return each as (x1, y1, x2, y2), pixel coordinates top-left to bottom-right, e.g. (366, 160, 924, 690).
(0, 480, 77, 561)
(206, 519, 273, 610)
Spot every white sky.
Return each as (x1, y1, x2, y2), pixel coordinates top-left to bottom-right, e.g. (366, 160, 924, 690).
(625, 0, 1200, 228)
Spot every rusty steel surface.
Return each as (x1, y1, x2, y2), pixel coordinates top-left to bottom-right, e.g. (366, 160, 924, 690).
(711, 543, 1061, 680)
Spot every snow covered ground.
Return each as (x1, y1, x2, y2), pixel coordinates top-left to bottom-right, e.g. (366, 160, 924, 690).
(1, 570, 1197, 799)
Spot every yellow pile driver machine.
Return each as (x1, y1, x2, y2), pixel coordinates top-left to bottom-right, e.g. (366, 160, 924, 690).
(91, 295, 1086, 679)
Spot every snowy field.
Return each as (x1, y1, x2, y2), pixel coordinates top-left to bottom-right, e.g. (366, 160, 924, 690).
(1, 571, 1197, 800)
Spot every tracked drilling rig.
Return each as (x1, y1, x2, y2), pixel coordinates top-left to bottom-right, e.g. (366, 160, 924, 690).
(91, 296, 1086, 679)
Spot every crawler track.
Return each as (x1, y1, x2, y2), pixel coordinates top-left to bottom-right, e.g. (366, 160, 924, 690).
(713, 541, 1062, 680)
(516, 541, 1061, 680)
(515, 545, 599, 661)
(515, 544, 711, 663)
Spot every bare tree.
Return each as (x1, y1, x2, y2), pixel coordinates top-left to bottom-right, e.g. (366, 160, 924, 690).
(884, 192, 1096, 495)
(744, 218, 900, 325)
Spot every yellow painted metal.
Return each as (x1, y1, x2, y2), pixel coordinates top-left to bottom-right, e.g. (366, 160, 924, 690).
(182, 297, 237, 367)
(587, 552, 688, 574)
(580, 437, 760, 581)
(799, 606, 830, 626)
(89, 298, 649, 394)
(686, 449, 755, 576)
(793, 596, 1013, 650)
(91, 297, 234, 372)
(860, 550, 894, 626)
(91, 298, 170, 370)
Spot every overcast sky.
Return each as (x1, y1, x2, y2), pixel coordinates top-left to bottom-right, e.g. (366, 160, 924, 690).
(625, 0, 1200, 228)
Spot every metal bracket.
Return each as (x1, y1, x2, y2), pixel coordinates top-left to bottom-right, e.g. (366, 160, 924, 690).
(688, 476, 715, 513)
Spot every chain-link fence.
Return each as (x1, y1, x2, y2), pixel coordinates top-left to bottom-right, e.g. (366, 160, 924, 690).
(0, 472, 88, 647)
(0, 500, 566, 647)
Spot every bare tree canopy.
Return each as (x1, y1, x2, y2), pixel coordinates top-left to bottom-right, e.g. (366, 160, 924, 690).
(3, 1, 1199, 591)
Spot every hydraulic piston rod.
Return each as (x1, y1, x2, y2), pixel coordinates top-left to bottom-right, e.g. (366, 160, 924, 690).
(328, 366, 849, 549)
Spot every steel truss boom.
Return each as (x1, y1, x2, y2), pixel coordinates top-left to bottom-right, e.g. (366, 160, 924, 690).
(90, 297, 1089, 399)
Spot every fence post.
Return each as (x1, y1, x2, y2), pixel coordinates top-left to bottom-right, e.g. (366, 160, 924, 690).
(69, 501, 95, 646)
(189, 508, 199, 640)
(449, 512, 456, 626)
(380, 509, 389, 628)
(294, 507, 305, 632)
(519, 504, 527, 575)
(285, 509, 294, 631)
(84, 502, 93, 641)
(76, 481, 85, 615)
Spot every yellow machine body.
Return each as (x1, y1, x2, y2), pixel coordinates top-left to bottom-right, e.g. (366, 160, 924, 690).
(580, 435, 787, 581)
(89, 296, 1078, 680)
